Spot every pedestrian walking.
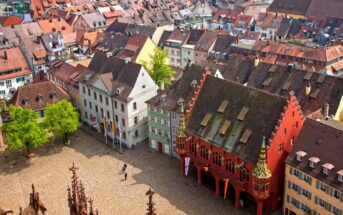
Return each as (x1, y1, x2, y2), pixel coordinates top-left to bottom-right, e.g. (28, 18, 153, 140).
(124, 172, 127, 180)
(122, 163, 127, 173)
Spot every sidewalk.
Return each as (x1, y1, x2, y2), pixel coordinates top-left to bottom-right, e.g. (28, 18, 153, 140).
(80, 123, 125, 153)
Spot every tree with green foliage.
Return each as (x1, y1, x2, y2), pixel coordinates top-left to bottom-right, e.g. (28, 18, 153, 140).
(141, 47, 175, 87)
(43, 100, 80, 143)
(2, 105, 47, 156)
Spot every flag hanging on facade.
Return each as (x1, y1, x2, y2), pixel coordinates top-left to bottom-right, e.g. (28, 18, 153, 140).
(185, 157, 190, 176)
(92, 115, 98, 128)
(111, 120, 115, 134)
(103, 117, 107, 137)
(223, 179, 229, 199)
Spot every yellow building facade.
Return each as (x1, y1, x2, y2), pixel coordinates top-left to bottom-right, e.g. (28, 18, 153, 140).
(284, 164, 343, 215)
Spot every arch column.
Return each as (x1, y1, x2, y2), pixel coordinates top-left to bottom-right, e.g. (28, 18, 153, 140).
(197, 165, 202, 187)
(256, 199, 263, 215)
(214, 175, 221, 197)
(180, 156, 185, 176)
(234, 187, 241, 209)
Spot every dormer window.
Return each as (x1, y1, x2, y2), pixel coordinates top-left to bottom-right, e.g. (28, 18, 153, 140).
(337, 170, 343, 183)
(322, 163, 334, 175)
(50, 92, 57, 99)
(309, 157, 320, 168)
(296, 151, 307, 162)
(36, 95, 43, 102)
(21, 99, 28, 106)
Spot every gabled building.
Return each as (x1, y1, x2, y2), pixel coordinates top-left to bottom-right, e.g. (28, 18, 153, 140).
(259, 43, 343, 75)
(255, 13, 283, 40)
(194, 30, 217, 66)
(267, 0, 312, 19)
(0, 47, 32, 99)
(20, 35, 49, 75)
(212, 58, 343, 121)
(74, 13, 108, 31)
(47, 60, 87, 110)
(79, 52, 158, 148)
(176, 76, 304, 214)
(0, 22, 43, 49)
(284, 118, 343, 215)
(232, 14, 254, 35)
(41, 32, 65, 61)
(164, 29, 189, 68)
(146, 65, 209, 157)
(180, 29, 204, 68)
(10, 80, 70, 117)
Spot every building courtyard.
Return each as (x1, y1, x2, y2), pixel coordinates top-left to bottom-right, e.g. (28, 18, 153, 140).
(0, 129, 250, 215)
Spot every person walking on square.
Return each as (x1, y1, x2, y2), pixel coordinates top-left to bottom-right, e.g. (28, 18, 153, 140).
(124, 172, 128, 181)
(122, 163, 127, 173)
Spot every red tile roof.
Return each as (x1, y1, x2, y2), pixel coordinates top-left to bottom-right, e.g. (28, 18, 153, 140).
(1, 16, 24, 27)
(10, 80, 70, 110)
(0, 47, 31, 80)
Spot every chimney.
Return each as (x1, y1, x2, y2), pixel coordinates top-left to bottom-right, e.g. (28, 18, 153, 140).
(160, 80, 165, 90)
(254, 57, 260, 67)
(58, 17, 61, 21)
(4, 50, 7, 60)
(62, 26, 66, 31)
(52, 27, 56, 32)
(49, 18, 52, 23)
(36, 35, 40, 44)
(88, 39, 92, 55)
(305, 82, 311, 96)
(11, 24, 14, 29)
(324, 103, 329, 119)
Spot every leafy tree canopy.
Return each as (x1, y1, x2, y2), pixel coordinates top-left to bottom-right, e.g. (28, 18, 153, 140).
(2, 105, 47, 152)
(43, 100, 80, 137)
(141, 47, 175, 87)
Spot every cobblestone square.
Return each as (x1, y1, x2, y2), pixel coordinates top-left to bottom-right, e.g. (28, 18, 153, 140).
(0, 130, 249, 215)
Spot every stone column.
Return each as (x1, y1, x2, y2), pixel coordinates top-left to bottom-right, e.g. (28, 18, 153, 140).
(197, 165, 202, 187)
(235, 187, 241, 209)
(256, 199, 264, 215)
(215, 175, 220, 197)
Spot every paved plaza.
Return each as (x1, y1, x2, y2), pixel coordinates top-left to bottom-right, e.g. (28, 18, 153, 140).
(0, 130, 249, 215)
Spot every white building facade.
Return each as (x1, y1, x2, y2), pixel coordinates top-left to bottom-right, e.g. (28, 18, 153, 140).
(80, 54, 158, 148)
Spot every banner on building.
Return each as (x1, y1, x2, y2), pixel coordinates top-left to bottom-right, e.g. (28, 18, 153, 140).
(223, 179, 229, 199)
(185, 157, 190, 176)
(91, 115, 98, 128)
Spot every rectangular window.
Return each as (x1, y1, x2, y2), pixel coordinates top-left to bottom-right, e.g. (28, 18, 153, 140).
(0, 81, 4, 86)
(99, 94, 103, 103)
(16, 77, 24, 83)
(114, 101, 117, 109)
(5, 80, 12, 87)
(106, 111, 110, 119)
(133, 102, 137, 111)
(93, 92, 97, 100)
(88, 89, 91, 96)
(0, 90, 5, 95)
(122, 132, 126, 140)
(151, 127, 155, 133)
(135, 130, 138, 137)
(115, 115, 118, 122)
(84, 99, 87, 107)
(89, 102, 92, 109)
(82, 86, 85, 94)
(134, 116, 138, 125)
(105, 97, 109, 105)
(121, 103, 124, 112)
(122, 118, 125, 127)
(84, 111, 88, 119)
(95, 105, 98, 113)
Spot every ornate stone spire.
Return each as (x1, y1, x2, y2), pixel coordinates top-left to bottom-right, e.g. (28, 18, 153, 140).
(146, 188, 156, 215)
(176, 98, 186, 138)
(252, 137, 271, 179)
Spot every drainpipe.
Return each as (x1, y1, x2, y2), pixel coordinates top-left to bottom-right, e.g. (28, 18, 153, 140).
(169, 110, 173, 157)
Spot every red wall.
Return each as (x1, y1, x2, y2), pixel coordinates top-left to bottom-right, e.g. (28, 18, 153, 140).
(178, 92, 304, 212)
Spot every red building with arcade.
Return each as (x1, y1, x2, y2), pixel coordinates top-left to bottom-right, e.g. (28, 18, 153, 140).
(176, 76, 304, 214)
